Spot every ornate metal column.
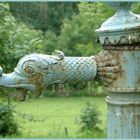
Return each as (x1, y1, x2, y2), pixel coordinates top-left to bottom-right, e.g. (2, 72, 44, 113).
(96, 2, 140, 138)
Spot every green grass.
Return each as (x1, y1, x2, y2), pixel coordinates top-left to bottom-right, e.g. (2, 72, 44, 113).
(3, 96, 107, 138)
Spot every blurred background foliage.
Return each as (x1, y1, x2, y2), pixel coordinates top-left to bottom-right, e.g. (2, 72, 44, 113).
(0, 2, 139, 97)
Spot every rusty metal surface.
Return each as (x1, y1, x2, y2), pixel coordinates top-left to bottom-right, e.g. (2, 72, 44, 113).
(95, 2, 140, 138)
(95, 50, 120, 86)
(96, 2, 140, 46)
(104, 44, 140, 51)
(0, 50, 119, 100)
(0, 53, 97, 94)
(108, 50, 140, 92)
(106, 92, 140, 138)
(105, 39, 140, 138)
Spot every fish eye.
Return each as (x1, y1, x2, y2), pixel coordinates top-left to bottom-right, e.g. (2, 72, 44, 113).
(24, 66, 34, 74)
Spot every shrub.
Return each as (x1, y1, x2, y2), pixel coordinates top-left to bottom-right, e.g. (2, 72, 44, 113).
(77, 103, 102, 135)
(0, 103, 19, 136)
(0, 3, 45, 72)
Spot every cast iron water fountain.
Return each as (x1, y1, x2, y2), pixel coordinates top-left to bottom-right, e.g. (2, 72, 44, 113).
(0, 2, 140, 138)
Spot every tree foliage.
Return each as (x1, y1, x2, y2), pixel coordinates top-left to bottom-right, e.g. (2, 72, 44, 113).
(0, 3, 45, 71)
(9, 2, 79, 35)
(132, 2, 140, 14)
(43, 2, 114, 57)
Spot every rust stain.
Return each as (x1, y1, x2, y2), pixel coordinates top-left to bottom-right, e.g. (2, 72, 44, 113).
(131, 114, 135, 126)
(29, 73, 45, 97)
(25, 66, 34, 74)
(104, 43, 140, 51)
(60, 63, 65, 71)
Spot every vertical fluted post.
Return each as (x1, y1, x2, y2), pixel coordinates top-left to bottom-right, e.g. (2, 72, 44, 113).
(96, 2, 140, 138)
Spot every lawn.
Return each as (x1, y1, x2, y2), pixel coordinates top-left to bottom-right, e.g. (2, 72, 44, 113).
(5, 96, 107, 138)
